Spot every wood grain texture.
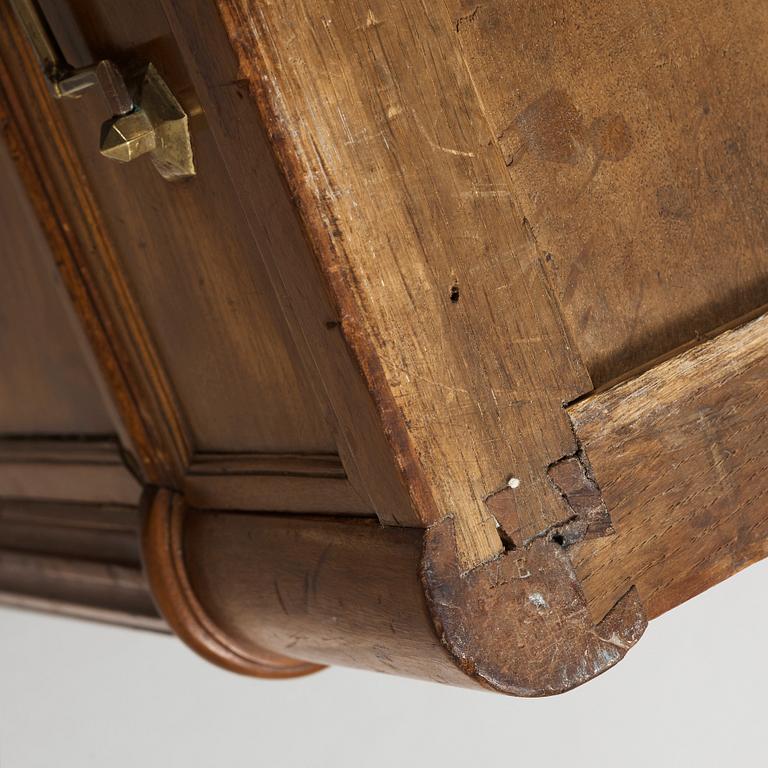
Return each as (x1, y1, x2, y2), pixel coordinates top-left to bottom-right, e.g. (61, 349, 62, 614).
(161, 0, 417, 528)
(148, 1, 648, 692)
(570, 313, 768, 623)
(7, 0, 765, 695)
(0, 141, 112, 435)
(204, 0, 591, 567)
(38, 0, 335, 456)
(0, 4, 188, 483)
(450, 0, 768, 385)
(178, 504, 474, 686)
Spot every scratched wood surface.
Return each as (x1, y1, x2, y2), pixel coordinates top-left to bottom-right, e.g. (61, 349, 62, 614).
(212, 0, 592, 568)
(159, 0, 418, 528)
(179, 504, 472, 685)
(2, 0, 768, 694)
(452, 0, 768, 385)
(570, 313, 768, 623)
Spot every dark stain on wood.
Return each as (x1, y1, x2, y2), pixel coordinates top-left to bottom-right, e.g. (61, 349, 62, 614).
(508, 89, 632, 169)
(513, 90, 585, 165)
(421, 517, 646, 696)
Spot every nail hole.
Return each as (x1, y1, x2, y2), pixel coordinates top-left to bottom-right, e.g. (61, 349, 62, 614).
(449, 284, 460, 303)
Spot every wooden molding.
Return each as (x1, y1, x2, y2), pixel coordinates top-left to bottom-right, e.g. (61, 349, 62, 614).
(184, 453, 373, 515)
(137, 312, 768, 692)
(0, 439, 141, 505)
(2, 0, 765, 698)
(0, 497, 142, 562)
(0, 498, 163, 630)
(141, 487, 646, 695)
(0, 5, 191, 485)
(0, 590, 165, 632)
(141, 487, 324, 679)
(7, 311, 765, 693)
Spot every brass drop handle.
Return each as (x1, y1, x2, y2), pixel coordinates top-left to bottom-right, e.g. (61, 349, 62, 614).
(9, 0, 195, 180)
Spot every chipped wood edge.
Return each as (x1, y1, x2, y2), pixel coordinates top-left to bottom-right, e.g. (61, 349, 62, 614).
(421, 508, 646, 695)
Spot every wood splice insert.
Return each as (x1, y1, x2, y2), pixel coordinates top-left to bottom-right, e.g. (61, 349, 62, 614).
(0, 0, 766, 695)
(570, 313, 768, 624)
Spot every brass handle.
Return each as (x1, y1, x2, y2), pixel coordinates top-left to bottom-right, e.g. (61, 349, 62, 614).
(9, 0, 195, 180)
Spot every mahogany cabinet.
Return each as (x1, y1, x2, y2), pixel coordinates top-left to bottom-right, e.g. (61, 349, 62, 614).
(1, 0, 766, 695)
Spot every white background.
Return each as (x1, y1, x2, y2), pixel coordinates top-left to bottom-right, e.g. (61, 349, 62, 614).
(0, 558, 764, 767)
